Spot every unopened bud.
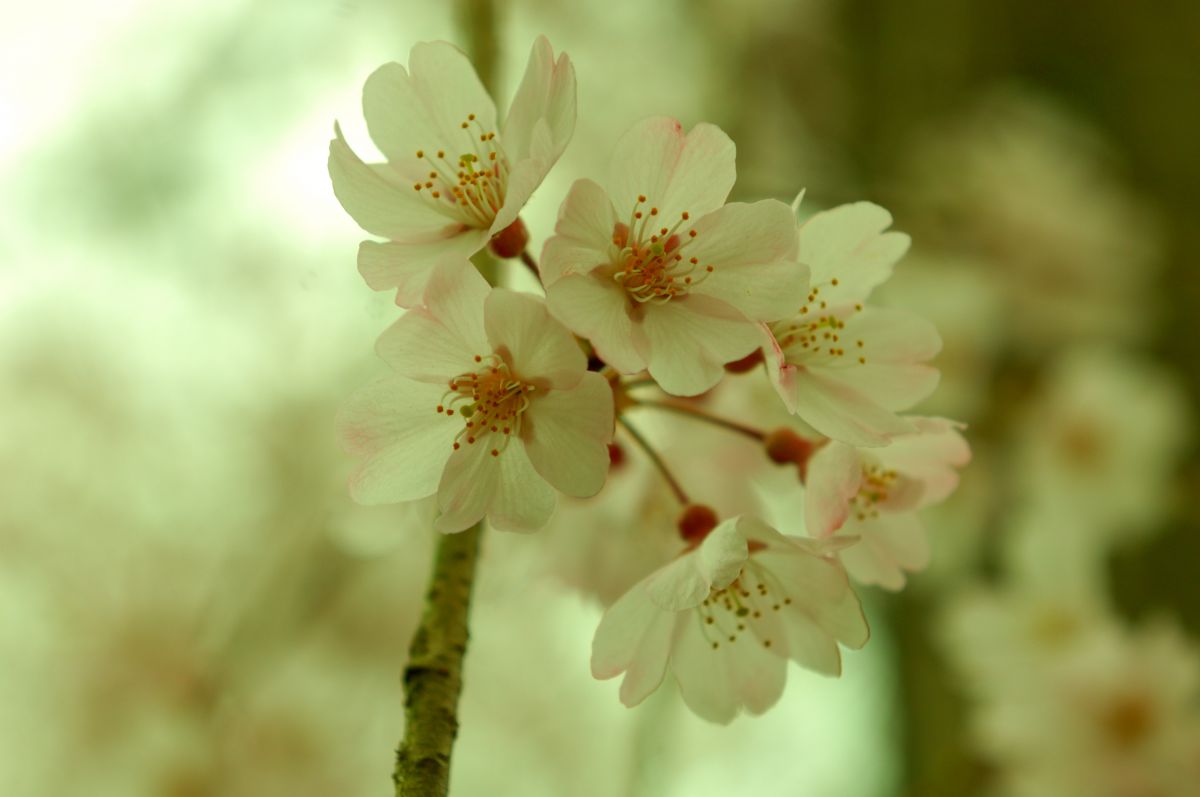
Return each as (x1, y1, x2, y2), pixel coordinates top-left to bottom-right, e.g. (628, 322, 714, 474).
(724, 349, 764, 374)
(764, 427, 816, 479)
(488, 217, 530, 259)
(677, 504, 720, 544)
(607, 442, 626, 470)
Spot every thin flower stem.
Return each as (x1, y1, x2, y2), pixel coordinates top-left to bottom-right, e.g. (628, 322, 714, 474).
(634, 398, 767, 442)
(394, 522, 482, 797)
(518, 249, 540, 279)
(617, 416, 691, 505)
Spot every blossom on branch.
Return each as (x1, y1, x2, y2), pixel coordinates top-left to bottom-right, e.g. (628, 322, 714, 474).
(764, 201, 940, 446)
(337, 262, 612, 533)
(591, 516, 868, 723)
(329, 36, 576, 306)
(541, 117, 808, 396)
(804, 417, 970, 589)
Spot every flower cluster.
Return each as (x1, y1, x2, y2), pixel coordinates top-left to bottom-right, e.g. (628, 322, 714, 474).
(330, 36, 968, 722)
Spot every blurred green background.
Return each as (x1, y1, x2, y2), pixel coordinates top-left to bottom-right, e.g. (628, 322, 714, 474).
(3, 1, 1198, 795)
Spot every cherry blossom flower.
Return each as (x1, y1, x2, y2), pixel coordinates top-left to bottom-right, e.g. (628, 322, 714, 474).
(974, 621, 1200, 797)
(337, 262, 612, 533)
(1012, 349, 1190, 547)
(591, 516, 868, 723)
(328, 36, 575, 306)
(804, 417, 969, 589)
(764, 200, 940, 446)
(541, 117, 807, 397)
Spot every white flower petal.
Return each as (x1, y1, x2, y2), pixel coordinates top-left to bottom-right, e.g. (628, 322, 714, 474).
(328, 125, 457, 241)
(502, 36, 576, 164)
(375, 261, 490, 381)
(607, 117, 735, 224)
(643, 554, 711, 612)
(642, 296, 762, 396)
(617, 610, 675, 707)
(434, 436, 554, 533)
(669, 614, 740, 724)
(756, 548, 870, 650)
(786, 367, 916, 447)
(875, 417, 971, 507)
(798, 201, 910, 304)
(695, 518, 750, 589)
(685, 200, 807, 320)
(434, 439, 498, 533)
(524, 371, 614, 498)
(487, 440, 556, 532)
(540, 178, 617, 285)
(776, 613, 843, 676)
(804, 441, 864, 537)
(337, 377, 457, 504)
(545, 274, 646, 373)
(357, 232, 488, 308)
(362, 43, 497, 166)
(484, 289, 586, 389)
(592, 576, 663, 678)
(838, 513, 929, 590)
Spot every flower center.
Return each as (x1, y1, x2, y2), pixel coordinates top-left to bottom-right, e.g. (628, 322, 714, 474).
(770, 296, 868, 365)
(696, 559, 791, 652)
(435, 354, 534, 457)
(852, 464, 901, 521)
(609, 196, 712, 304)
(411, 113, 511, 229)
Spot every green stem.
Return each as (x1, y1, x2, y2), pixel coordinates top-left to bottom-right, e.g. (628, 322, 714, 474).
(394, 523, 483, 797)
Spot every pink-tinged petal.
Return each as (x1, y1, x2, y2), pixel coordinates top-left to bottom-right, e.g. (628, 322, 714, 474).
(503, 36, 576, 164)
(617, 610, 675, 707)
(490, 155, 548, 234)
(643, 521, 748, 613)
(328, 125, 457, 240)
(837, 513, 929, 590)
(607, 117, 736, 224)
(788, 367, 916, 447)
(694, 518, 750, 589)
(729, 630, 788, 716)
(641, 296, 762, 396)
(831, 363, 941, 413)
(524, 371, 614, 498)
(434, 440, 498, 533)
(685, 200, 807, 320)
(798, 201, 910, 304)
(375, 261, 490, 381)
(337, 377, 458, 504)
(362, 43, 497, 167)
(778, 613, 843, 676)
(486, 440, 556, 532)
(670, 615, 740, 724)
(545, 274, 646, 373)
(484, 289, 586, 389)
(756, 548, 870, 650)
(804, 442, 864, 537)
(434, 436, 554, 533)
(591, 575, 665, 679)
(762, 325, 800, 412)
(643, 553, 712, 612)
(358, 232, 488, 308)
(540, 179, 617, 285)
(844, 307, 942, 362)
(875, 417, 970, 507)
